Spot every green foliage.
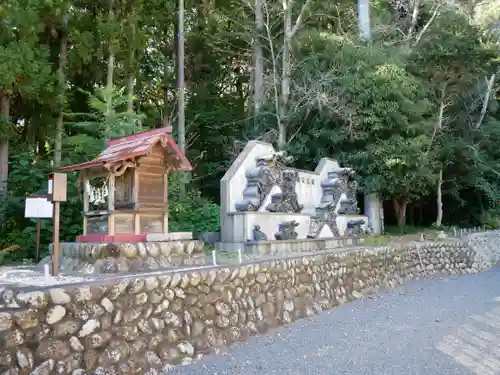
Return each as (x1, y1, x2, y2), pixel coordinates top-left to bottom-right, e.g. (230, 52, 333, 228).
(68, 86, 146, 142)
(0, 0, 54, 94)
(289, 34, 436, 202)
(167, 174, 220, 235)
(0, 150, 82, 264)
(480, 207, 500, 229)
(3, 0, 500, 253)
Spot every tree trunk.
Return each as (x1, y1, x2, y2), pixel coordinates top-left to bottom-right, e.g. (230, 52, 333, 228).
(393, 198, 408, 230)
(162, 60, 170, 126)
(126, 67, 135, 114)
(177, 0, 186, 196)
(357, 0, 372, 40)
(177, 0, 186, 151)
(405, 0, 420, 47)
(435, 169, 443, 228)
(135, 72, 142, 115)
(276, 0, 312, 149)
(0, 92, 9, 198)
(126, 18, 136, 114)
(435, 87, 446, 227)
(54, 16, 68, 168)
(105, 0, 115, 119)
(279, 0, 291, 151)
(38, 139, 46, 158)
(105, 55, 115, 116)
(253, 0, 264, 134)
(476, 74, 495, 129)
(162, 18, 174, 125)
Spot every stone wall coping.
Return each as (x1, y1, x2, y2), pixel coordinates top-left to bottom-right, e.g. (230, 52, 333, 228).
(244, 235, 367, 245)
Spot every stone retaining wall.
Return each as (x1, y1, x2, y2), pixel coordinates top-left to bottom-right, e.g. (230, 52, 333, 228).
(464, 231, 500, 271)
(0, 234, 498, 375)
(45, 240, 206, 274)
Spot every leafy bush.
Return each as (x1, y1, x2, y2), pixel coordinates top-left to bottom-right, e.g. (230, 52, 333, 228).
(480, 208, 500, 229)
(0, 151, 83, 265)
(168, 174, 220, 235)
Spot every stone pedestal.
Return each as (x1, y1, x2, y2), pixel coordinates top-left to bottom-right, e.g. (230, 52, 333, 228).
(46, 235, 205, 274)
(223, 212, 369, 243)
(216, 235, 366, 254)
(364, 193, 383, 234)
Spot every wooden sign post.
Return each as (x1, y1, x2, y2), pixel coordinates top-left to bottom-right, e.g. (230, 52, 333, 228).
(48, 173, 67, 276)
(24, 195, 53, 262)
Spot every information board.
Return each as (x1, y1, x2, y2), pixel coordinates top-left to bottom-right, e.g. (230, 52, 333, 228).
(25, 197, 53, 219)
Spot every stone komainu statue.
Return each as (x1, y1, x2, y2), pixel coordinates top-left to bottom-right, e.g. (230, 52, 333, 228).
(266, 170, 303, 213)
(307, 167, 361, 238)
(275, 220, 299, 240)
(235, 151, 294, 212)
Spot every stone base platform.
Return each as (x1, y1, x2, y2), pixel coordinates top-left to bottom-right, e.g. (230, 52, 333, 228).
(216, 236, 366, 255)
(47, 236, 205, 274)
(224, 212, 370, 243)
(76, 231, 193, 243)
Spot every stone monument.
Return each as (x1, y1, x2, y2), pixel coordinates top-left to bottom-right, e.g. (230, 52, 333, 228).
(218, 141, 371, 253)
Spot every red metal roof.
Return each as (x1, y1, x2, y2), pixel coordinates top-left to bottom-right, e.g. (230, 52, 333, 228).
(56, 126, 193, 173)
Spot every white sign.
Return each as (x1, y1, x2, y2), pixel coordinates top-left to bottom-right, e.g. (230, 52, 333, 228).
(48, 179, 53, 194)
(25, 197, 53, 219)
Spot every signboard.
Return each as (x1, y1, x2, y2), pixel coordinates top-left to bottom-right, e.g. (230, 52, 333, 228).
(48, 173, 67, 202)
(25, 197, 53, 219)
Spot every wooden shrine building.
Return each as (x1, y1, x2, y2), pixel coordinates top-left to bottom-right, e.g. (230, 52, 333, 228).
(57, 126, 192, 243)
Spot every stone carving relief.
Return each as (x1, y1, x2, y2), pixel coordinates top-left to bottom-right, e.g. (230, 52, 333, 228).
(235, 151, 298, 212)
(266, 170, 303, 213)
(307, 167, 361, 238)
(275, 220, 299, 240)
(337, 169, 360, 215)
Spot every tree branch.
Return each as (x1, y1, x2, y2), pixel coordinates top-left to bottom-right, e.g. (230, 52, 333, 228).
(406, 0, 421, 47)
(290, 0, 313, 38)
(413, 2, 443, 47)
(475, 73, 495, 128)
(426, 84, 448, 154)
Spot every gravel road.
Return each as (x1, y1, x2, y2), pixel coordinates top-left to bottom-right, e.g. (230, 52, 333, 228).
(168, 268, 500, 375)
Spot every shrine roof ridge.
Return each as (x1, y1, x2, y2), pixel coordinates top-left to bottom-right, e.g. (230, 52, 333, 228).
(55, 126, 192, 173)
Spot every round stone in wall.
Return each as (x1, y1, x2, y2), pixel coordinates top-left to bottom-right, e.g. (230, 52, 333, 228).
(46, 305, 66, 325)
(0, 312, 13, 331)
(138, 242, 148, 258)
(159, 242, 173, 256)
(146, 243, 160, 258)
(172, 241, 184, 255)
(184, 241, 195, 255)
(122, 243, 138, 259)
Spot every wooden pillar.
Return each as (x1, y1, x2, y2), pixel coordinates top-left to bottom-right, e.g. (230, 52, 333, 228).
(82, 170, 89, 236)
(108, 173, 115, 235)
(52, 201, 61, 276)
(163, 171, 169, 233)
(134, 168, 140, 234)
